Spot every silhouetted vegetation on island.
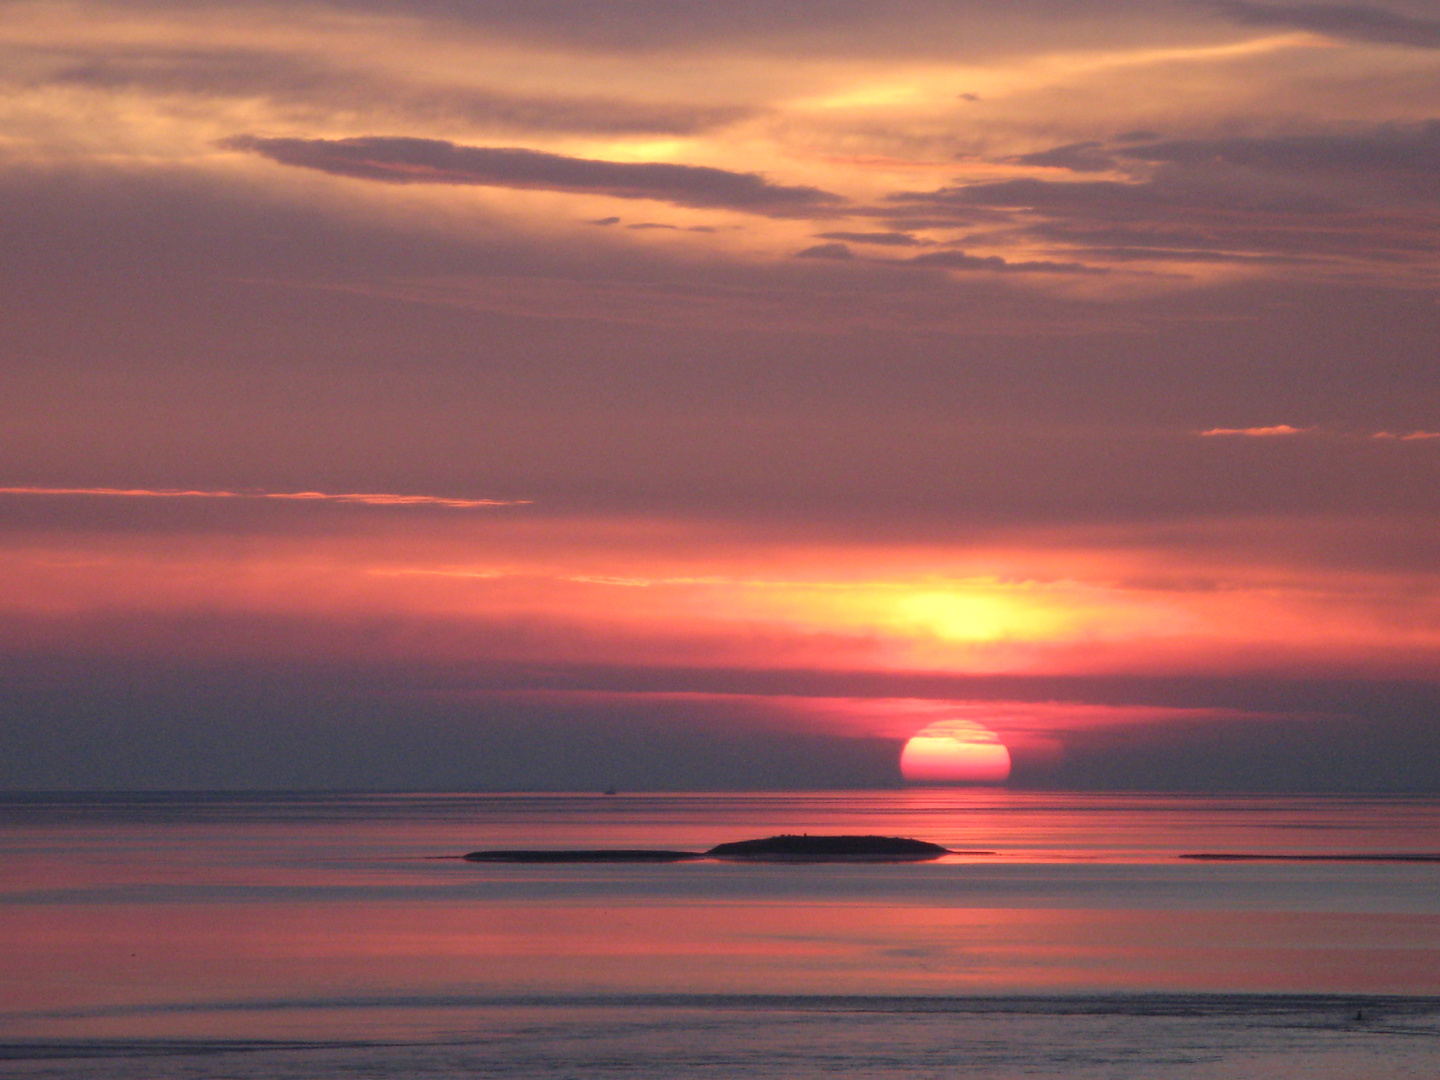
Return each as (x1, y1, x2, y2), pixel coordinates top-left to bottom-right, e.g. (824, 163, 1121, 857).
(707, 834, 950, 859)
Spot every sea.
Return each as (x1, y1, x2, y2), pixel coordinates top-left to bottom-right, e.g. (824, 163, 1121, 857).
(1, 790, 1438, 1079)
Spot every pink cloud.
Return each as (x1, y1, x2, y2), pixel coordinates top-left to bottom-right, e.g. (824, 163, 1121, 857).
(0, 486, 526, 509)
(1198, 425, 1311, 437)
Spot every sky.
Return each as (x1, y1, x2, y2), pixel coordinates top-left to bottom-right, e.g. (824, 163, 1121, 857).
(2, 0, 1439, 790)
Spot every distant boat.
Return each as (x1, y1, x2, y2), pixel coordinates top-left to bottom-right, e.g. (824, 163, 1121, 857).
(603, 786, 618, 796)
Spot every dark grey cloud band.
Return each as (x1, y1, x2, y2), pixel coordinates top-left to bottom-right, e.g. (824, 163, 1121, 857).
(226, 134, 843, 215)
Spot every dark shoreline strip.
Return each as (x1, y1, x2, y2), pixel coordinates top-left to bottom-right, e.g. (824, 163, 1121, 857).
(462, 834, 966, 863)
(463, 849, 705, 863)
(1180, 853, 1440, 862)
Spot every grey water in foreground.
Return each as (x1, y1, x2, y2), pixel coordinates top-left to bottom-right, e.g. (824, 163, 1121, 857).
(4, 995, 1439, 1079)
(3, 791, 1439, 1078)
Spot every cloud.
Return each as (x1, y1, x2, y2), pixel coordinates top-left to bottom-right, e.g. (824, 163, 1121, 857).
(893, 176, 1340, 216)
(1011, 700, 1440, 791)
(1208, 1, 1440, 49)
(906, 250, 1107, 274)
(1070, 247, 1308, 265)
(1, 146, 1437, 540)
(0, 486, 526, 509)
(186, 0, 1172, 59)
(1008, 141, 1119, 173)
(24, 45, 754, 135)
(5, 642, 1440, 790)
(0, 656, 904, 790)
(795, 242, 854, 259)
(1117, 122, 1440, 188)
(1021, 220, 1321, 258)
(1199, 425, 1312, 436)
(1201, 426, 1440, 439)
(983, 125, 1440, 205)
(814, 231, 925, 246)
(884, 122, 1440, 274)
(226, 135, 843, 215)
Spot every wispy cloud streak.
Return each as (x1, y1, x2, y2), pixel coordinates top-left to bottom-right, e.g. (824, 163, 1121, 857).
(1199, 426, 1440, 440)
(0, 486, 527, 509)
(1199, 425, 1312, 437)
(226, 135, 842, 215)
(1209, 1, 1440, 49)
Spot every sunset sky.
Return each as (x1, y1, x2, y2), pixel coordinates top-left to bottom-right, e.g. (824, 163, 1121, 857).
(3, 0, 1439, 790)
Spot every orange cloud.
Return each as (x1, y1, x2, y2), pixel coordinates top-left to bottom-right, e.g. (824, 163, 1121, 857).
(3, 515, 1438, 680)
(1201, 427, 1440, 442)
(1198, 425, 1311, 437)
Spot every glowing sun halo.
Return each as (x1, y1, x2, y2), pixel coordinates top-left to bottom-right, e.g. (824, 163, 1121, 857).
(900, 719, 1011, 784)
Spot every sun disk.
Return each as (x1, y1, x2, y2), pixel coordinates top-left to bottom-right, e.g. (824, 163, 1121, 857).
(900, 719, 1012, 784)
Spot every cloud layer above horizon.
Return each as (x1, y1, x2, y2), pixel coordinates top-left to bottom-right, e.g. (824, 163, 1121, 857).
(2, 0, 1439, 790)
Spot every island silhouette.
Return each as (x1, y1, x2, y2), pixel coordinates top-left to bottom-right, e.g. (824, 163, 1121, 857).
(461, 834, 972, 863)
(708, 834, 950, 859)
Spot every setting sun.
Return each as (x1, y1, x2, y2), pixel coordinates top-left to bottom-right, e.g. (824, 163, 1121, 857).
(899, 720, 1012, 785)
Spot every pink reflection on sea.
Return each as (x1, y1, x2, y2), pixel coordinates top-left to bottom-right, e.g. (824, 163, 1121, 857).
(2, 791, 1439, 1045)
(6, 898, 1440, 1041)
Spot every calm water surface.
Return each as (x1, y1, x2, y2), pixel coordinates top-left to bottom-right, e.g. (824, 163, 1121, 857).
(2, 790, 1438, 1078)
